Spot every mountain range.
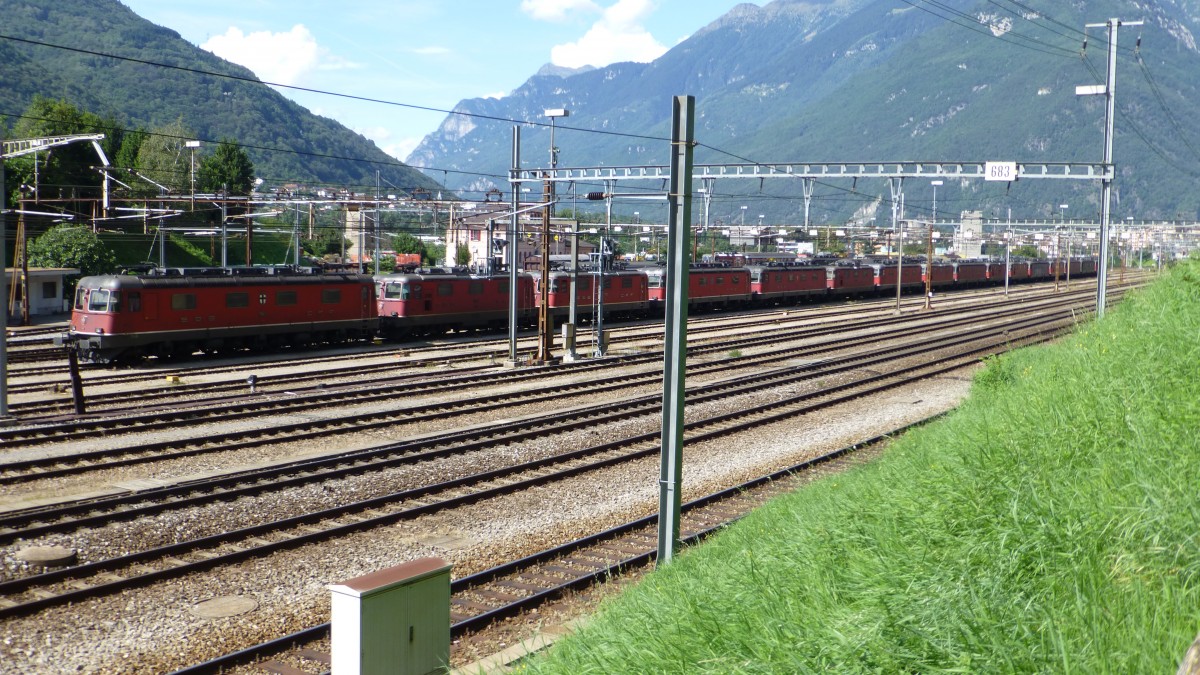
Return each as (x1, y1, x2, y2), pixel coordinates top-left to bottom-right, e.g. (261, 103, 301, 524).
(408, 0, 1200, 225)
(3, 0, 1199, 228)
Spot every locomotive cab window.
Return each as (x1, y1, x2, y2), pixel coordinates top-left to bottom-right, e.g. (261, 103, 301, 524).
(382, 283, 403, 300)
(276, 291, 298, 306)
(226, 292, 250, 308)
(88, 289, 117, 312)
(74, 287, 87, 310)
(171, 293, 197, 311)
(321, 289, 342, 304)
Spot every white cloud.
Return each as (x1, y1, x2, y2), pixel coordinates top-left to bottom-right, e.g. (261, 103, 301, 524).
(202, 24, 340, 85)
(356, 125, 421, 162)
(550, 0, 667, 68)
(521, 0, 602, 22)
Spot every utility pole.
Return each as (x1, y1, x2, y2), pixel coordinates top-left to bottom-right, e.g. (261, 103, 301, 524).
(536, 177, 553, 363)
(1079, 17, 1141, 317)
(925, 222, 934, 310)
(374, 170, 381, 276)
(508, 127, 521, 363)
(658, 95, 695, 566)
(0, 129, 8, 419)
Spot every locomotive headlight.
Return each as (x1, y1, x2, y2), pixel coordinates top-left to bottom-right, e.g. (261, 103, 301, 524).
(391, 312, 399, 317)
(96, 328, 104, 334)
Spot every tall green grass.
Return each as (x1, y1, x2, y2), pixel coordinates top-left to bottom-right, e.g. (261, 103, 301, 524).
(525, 260, 1200, 674)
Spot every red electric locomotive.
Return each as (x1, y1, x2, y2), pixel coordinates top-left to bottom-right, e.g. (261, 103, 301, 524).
(376, 270, 535, 339)
(953, 260, 988, 286)
(538, 269, 648, 323)
(825, 263, 875, 296)
(869, 260, 924, 295)
(921, 261, 956, 290)
(985, 261, 1007, 282)
(748, 264, 828, 305)
(645, 265, 752, 312)
(1028, 260, 1051, 281)
(62, 267, 377, 363)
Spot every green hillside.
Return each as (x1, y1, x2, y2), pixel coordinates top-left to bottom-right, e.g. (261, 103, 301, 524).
(0, 0, 442, 194)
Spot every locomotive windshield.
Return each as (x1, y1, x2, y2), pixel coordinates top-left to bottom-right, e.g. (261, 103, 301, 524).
(87, 289, 119, 313)
(382, 282, 404, 300)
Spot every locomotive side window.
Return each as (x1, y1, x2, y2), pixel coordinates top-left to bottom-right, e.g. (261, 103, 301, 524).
(226, 292, 250, 308)
(259, 293, 268, 305)
(321, 289, 342, 304)
(498, 281, 510, 294)
(715, 276, 724, 285)
(171, 293, 197, 310)
(276, 291, 298, 305)
(468, 281, 484, 295)
(128, 292, 141, 312)
(602, 278, 612, 290)
(621, 276, 633, 289)
(437, 283, 453, 297)
(698, 277, 706, 286)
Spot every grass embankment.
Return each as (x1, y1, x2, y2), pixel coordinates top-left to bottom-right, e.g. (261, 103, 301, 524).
(526, 261, 1200, 673)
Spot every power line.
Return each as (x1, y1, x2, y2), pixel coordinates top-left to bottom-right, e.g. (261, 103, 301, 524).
(896, 0, 1080, 60)
(0, 33, 671, 145)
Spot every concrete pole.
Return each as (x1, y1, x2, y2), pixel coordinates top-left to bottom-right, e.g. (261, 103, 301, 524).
(508, 127, 521, 362)
(657, 95, 695, 566)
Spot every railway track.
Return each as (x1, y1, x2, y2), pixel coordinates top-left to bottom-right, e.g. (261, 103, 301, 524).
(1, 279, 1064, 388)
(171, 423, 916, 674)
(0, 289, 1101, 474)
(5, 282, 1103, 424)
(0, 302, 1083, 620)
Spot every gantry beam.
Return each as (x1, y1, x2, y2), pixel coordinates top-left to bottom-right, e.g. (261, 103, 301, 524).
(1, 134, 106, 159)
(510, 161, 1112, 184)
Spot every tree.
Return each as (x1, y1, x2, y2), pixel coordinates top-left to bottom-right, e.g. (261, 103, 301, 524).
(304, 229, 351, 257)
(389, 232, 427, 257)
(134, 117, 194, 195)
(1012, 244, 1044, 259)
(455, 245, 472, 266)
(199, 139, 255, 195)
(27, 225, 117, 281)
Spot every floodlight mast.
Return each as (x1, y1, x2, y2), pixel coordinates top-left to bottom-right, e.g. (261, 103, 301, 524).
(0, 133, 108, 419)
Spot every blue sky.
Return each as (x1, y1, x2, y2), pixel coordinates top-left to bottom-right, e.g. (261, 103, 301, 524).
(119, 0, 760, 161)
